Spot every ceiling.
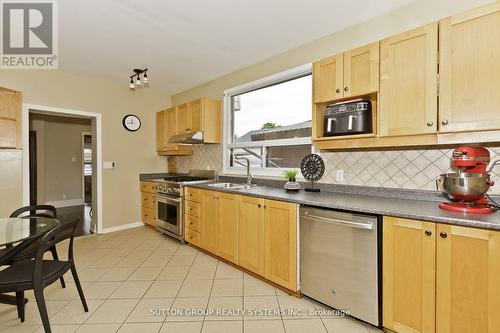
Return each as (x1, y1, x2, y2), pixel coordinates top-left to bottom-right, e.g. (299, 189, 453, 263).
(59, 0, 414, 94)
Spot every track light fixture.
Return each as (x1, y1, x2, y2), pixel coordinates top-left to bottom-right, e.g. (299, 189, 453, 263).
(129, 68, 149, 90)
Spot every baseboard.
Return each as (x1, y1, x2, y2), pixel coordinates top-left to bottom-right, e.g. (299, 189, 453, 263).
(45, 199, 84, 208)
(101, 221, 145, 234)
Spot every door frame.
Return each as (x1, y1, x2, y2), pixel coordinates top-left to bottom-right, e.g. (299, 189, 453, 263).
(81, 131, 92, 205)
(22, 104, 104, 234)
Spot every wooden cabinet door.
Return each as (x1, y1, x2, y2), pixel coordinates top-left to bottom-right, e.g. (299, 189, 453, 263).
(439, 3, 500, 133)
(200, 190, 219, 253)
(383, 217, 436, 333)
(379, 24, 438, 137)
(216, 192, 238, 264)
(189, 99, 203, 132)
(263, 199, 297, 291)
(237, 195, 265, 275)
(313, 54, 343, 103)
(0, 88, 22, 149)
(156, 111, 167, 152)
(165, 107, 178, 150)
(436, 224, 500, 333)
(177, 103, 190, 133)
(343, 42, 379, 98)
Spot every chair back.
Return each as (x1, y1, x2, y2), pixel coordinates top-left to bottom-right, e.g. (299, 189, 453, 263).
(10, 205, 57, 219)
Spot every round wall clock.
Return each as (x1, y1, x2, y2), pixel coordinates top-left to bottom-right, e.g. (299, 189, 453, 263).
(122, 114, 141, 132)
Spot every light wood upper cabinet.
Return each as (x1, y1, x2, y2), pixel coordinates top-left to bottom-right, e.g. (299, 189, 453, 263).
(217, 192, 238, 264)
(436, 224, 500, 333)
(313, 42, 379, 103)
(0, 87, 22, 149)
(156, 110, 166, 152)
(439, 2, 500, 133)
(200, 190, 218, 253)
(237, 195, 265, 276)
(264, 199, 297, 291)
(313, 54, 343, 103)
(189, 99, 202, 132)
(165, 107, 178, 150)
(156, 107, 192, 156)
(383, 216, 436, 333)
(177, 103, 189, 134)
(379, 24, 438, 137)
(343, 42, 379, 98)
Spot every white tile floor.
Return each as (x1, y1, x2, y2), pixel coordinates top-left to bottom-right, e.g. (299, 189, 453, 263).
(0, 226, 383, 333)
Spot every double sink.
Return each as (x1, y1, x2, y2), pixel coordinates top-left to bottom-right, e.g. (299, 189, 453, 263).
(207, 182, 259, 190)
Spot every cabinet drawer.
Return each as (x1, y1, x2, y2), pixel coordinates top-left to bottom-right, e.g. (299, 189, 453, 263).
(142, 192, 156, 209)
(185, 187, 200, 202)
(184, 201, 200, 217)
(184, 227, 201, 247)
(185, 214, 200, 232)
(140, 181, 156, 193)
(142, 207, 156, 225)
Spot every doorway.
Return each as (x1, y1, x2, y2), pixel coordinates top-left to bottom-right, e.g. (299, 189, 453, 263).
(22, 104, 103, 234)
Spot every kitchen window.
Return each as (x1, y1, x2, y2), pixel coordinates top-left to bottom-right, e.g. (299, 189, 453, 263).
(223, 64, 313, 177)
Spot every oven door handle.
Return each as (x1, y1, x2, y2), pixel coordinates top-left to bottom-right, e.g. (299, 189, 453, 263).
(153, 194, 182, 204)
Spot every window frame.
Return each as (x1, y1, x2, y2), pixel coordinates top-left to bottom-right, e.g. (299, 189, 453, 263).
(222, 64, 313, 177)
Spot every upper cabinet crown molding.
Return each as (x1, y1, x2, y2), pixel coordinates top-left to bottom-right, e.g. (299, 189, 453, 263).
(0, 87, 22, 149)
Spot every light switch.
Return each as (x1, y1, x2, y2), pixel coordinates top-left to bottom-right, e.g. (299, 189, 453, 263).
(71, 157, 77, 162)
(103, 161, 117, 169)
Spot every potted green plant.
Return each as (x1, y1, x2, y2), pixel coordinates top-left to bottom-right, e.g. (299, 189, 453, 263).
(283, 169, 301, 191)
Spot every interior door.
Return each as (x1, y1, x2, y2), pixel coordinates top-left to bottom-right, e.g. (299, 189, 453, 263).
(383, 217, 436, 333)
(379, 23, 438, 136)
(264, 199, 297, 291)
(313, 54, 344, 103)
(343, 42, 379, 98)
(200, 190, 219, 253)
(436, 224, 500, 333)
(216, 192, 238, 264)
(439, 3, 500, 133)
(237, 195, 265, 275)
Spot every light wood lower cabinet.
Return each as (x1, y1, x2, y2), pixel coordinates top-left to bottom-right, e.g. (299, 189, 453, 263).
(264, 199, 297, 291)
(436, 224, 500, 333)
(384, 216, 500, 333)
(383, 216, 436, 333)
(140, 181, 157, 227)
(237, 195, 265, 275)
(186, 188, 298, 291)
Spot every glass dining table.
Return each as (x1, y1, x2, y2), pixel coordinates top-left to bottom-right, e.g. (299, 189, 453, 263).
(0, 217, 60, 305)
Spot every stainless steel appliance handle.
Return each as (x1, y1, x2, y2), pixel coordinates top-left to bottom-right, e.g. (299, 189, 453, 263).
(348, 115, 356, 131)
(153, 194, 182, 204)
(302, 211, 374, 230)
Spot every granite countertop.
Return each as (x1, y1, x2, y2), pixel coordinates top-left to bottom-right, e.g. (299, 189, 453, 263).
(184, 181, 500, 231)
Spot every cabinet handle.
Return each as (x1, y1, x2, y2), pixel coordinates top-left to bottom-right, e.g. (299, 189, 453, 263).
(344, 87, 349, 92)
(258, 204, 261, 208)
(424, 230, 432, 236)
(441, 120, 449, 126)
(440, 232, 448, 239)
(186, 128, 191, 131)
(426, 121, 433, 127)
(336, 88, 341, 93)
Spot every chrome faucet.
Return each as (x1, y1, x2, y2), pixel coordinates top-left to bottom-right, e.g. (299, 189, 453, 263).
(235, 156, 252, 186)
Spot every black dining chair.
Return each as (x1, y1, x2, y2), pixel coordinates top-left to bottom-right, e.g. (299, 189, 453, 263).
(0, 219, 88, 333)
(8, 205, 66, 288)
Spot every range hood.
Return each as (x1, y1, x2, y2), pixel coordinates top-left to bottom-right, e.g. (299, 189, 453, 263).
(169, 131, 204, 144)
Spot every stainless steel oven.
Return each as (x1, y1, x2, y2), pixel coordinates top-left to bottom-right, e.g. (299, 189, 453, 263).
(154, 194, 183, 241)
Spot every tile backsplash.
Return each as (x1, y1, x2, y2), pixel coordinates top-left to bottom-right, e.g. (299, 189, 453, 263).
(175, 145, 500, 194)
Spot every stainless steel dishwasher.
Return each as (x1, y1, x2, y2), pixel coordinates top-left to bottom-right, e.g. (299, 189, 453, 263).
(300, 205, 381, 326)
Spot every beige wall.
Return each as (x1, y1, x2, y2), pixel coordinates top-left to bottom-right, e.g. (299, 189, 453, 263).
(0, 70, 171, 228)
(30, 114, 92, 204)
(172, 0, 491, 104)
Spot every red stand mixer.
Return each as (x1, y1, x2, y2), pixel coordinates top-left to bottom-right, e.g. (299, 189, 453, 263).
(437, 146, 500, 214)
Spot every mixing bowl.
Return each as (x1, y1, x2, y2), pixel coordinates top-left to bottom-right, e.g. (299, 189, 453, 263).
(437, 173, 492, 202)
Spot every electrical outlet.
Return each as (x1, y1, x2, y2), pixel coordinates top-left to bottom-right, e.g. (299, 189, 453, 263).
(336, 170, 344, 182)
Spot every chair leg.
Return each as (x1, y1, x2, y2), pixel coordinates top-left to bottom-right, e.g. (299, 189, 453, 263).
(33, 286, 51, 333)
(15, 291, 25, 322)
(70, 265, 88, 312)
(49, 246, 66, 288)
